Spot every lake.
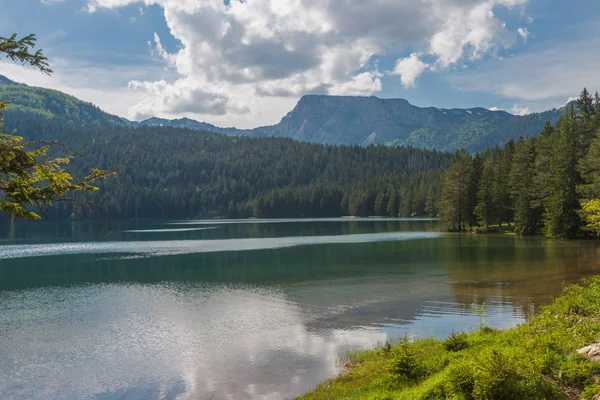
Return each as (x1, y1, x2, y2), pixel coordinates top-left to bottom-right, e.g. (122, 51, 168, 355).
(0, 218, 599, 399)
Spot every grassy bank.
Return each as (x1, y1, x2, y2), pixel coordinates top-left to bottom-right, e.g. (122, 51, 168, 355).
(300, 278, 600, 400)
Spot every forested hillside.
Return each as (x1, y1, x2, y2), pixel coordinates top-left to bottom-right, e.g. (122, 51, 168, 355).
(4, 74, 597, 226)
(0, 75, 128, 126)
(3, 109, 450, 220)
(440, 89, 600, 239)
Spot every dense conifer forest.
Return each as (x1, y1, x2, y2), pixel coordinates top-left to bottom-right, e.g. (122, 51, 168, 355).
(439, 89, 600, 238)
(4, 80, 600, 235)
(2, 109, 450, 220)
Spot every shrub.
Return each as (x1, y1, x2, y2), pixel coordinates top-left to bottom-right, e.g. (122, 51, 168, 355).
(479, 325, 498, 335)
(445, 361, 476, 398)
(472, 350, 560, 400)
(387, 339, 426, 383)
(540, 347, 562, 375)
(444, 331, 470, 352)
(473, 350, 525, 399)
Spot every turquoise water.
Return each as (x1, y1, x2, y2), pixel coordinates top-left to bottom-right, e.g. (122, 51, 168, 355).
(0, 218, 598, 399)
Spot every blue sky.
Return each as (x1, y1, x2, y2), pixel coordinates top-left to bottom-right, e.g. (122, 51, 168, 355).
(1, 0, 600, 128)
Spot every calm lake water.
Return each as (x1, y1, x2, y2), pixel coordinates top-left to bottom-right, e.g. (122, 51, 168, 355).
(1, 218, 599, 399)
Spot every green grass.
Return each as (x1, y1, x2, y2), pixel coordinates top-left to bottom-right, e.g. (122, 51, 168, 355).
(300, 277, 600, 400)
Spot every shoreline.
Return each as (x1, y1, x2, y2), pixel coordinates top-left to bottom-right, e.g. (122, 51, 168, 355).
(299, 277, 600, 400)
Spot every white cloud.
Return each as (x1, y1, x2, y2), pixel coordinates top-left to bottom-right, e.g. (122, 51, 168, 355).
(328, 71, 383, 96)
(566, 96, 578, 104)
(517, 27, 529, 43)
(75, 0, 531, 126)
(391, 53, 429, 88)
(509, 104, 530, 115)
(489, 106, 503, 111)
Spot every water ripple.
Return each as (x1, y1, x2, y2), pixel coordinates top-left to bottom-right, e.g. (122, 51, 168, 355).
(0, 231, 442, 260)
(124, 227, 218, 233)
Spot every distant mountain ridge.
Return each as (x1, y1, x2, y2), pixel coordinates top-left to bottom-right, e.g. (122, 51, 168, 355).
(0, 74, 565, 152)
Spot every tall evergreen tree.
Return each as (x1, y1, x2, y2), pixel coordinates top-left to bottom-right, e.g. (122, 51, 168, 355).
(532, 121, 557, 212)
(492, 139, 515, 226)
(577, 87, 594, 122)
(509, 137, 540, 235)
(475, 159, 496, 228)
(544, 106, 582, 238)
(578, 129, 600, 200)
(440, 149, 472, 231)
(386, 191, 399, 217)
(466, 153, 483, 228)
(575, 88, 597, 157)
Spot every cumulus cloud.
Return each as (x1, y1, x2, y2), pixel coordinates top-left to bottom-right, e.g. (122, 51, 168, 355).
(509, 104, 531, 115)
(489, 106, 503, 111)
(86, 0, 531, 125)
(329, 71, 383, 96)
(391, 53, 429, 88)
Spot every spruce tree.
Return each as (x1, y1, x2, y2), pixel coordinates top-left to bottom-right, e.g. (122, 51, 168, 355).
(532, 121, 557, 212)
(475, 159, 496, 228)
(440, 149, 472, 231)
(578, 129, 600, 200)
(492, 139, 515, 226)
(467, 153, 483, 228)
(577, 87, 594, 122)
(575, 88, 596, 157)
(509, 137, 540, 235)
(544, 106, 582, 238)
(386, 191, 399, 217)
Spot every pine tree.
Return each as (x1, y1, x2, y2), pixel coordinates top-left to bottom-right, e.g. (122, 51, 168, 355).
(475, 159, 496, 228)
(577, 88, 594, 122)
(509, 137, 540, 235)
(466, 153, 483, 228)
(425, 185, 438, 217)
(544, 107, 582, 238)
(386, 191, 399, 217)
(373, 191, 389, 216)
(440, 149, 472, 231)
(575, 88, 596, 157)
(492, 139, 515, 226)
(578, 129, 600, 200)
(532, 121, 557, 212)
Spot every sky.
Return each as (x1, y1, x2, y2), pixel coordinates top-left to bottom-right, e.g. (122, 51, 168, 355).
(1, 0, 600, 128)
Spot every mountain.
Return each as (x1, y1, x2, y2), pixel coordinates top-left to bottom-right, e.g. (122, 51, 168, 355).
(252, 96, 515, 149)
(0, 74, 565, 152)
(139, 95, 564, 152)
(138, 117, 243, 136)
(0, 75, 129, 127)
